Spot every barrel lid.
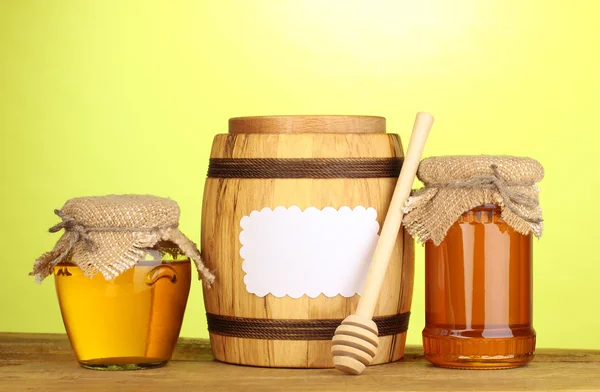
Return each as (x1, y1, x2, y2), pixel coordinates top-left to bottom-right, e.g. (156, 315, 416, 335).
(228, 115, 386, 134)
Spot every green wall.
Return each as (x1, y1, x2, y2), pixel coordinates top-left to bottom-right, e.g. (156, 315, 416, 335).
(1, 0, 598, 349)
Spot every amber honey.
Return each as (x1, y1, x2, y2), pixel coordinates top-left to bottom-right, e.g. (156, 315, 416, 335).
(54, 250, 191, 370)
(423, 205, 535, 369)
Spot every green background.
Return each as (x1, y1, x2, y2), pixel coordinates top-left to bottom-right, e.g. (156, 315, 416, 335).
(1, 0, 598, 349)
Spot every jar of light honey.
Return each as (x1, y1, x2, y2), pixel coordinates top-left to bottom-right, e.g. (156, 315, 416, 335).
(31, 195, 214, 370)
(53, 242, 191, 369)
(403, 156, 544, 369)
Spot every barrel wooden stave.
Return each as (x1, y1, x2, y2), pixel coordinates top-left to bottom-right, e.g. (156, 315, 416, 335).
(201, 133, 413, 368)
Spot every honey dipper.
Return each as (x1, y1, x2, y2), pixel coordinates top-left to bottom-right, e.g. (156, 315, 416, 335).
(331, 112, 434, 375)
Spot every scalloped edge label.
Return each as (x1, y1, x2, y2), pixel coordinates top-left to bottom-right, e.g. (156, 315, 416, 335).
(240, 205, 379, 299)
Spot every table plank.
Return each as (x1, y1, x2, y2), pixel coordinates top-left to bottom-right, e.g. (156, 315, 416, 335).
(1, 333, 599, 392)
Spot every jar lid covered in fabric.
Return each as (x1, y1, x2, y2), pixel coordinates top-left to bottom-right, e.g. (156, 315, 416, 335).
(403, 156, 544, 245)
(31, 194, 215, 284)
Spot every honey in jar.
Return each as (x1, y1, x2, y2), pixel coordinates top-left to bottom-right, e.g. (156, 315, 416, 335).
(31, 195, 215, 370)
(403, 156, 544, 369)
(54, 245, 191, 369)
(422, 205, 535, 369)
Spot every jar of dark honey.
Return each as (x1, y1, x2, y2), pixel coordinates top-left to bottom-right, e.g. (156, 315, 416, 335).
(403, 156, 544, 369)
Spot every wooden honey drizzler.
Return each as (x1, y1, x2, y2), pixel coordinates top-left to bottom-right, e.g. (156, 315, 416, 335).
(332, 112, 434, 375)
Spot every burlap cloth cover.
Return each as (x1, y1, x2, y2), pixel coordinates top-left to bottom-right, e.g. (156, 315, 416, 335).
(403, 156, 544, 245)
(31, 195, 215, 284)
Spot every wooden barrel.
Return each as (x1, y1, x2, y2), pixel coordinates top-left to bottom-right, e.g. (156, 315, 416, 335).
(201, 116, 414, 368)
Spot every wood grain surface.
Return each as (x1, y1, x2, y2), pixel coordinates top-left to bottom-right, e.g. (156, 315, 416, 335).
(201, 122, 414, 367)
(228, 115, 386, 134)
(1, 333, 599, 392)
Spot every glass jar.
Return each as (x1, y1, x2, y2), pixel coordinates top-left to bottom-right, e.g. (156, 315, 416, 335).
(422, 204, 535, 369)
(53, 241, 191, 370)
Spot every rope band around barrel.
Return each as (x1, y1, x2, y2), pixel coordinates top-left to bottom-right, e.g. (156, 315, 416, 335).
(207, 158, 403, 178)
(206, 312, 410, 340)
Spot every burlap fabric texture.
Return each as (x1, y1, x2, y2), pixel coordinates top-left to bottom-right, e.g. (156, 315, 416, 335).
(31, 195, 215, 284)
(403, 156, 544, 246)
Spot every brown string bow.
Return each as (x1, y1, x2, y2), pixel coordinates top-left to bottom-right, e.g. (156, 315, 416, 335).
(48, 210, 98, 251)
(32, 210, 215, 284)
(48, 209, 173, 246)
(427, 164, 542, 225)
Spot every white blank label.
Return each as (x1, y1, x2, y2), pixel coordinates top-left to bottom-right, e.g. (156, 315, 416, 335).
(240, 206, 379, 299)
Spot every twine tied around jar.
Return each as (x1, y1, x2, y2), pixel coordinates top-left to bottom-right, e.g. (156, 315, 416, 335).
(48, 209, 99, 252)
(403, 156, 544, 245)
(427, 164, 542, 225)
(31, 195, 215, 285)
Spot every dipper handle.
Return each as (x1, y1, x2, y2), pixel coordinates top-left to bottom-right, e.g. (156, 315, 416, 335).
(356, 112, 433, 318)
(332, 112, 434, 375)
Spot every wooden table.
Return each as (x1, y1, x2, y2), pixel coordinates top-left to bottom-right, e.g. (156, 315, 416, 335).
(1, 333, 599, 391)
